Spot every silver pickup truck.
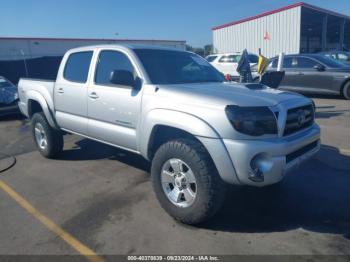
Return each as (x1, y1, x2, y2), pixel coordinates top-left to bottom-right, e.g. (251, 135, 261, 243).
(18, 45, 320, 224)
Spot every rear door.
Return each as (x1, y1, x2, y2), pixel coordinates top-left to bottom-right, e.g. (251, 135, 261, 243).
(54, 51, 93, 135)
(87, 49, 142, 151)
(278, 57, 301, 90)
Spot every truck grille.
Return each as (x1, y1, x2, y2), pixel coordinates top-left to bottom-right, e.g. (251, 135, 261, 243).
(284, 104, 314, 136)
(286, 140, 318, 163)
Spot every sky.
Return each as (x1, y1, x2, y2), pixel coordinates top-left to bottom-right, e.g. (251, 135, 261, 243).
(0, 0, 350, 47)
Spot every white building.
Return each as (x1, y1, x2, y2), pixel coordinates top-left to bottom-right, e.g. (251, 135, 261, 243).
(0, 37, 186, 61)
(212, 2, 350, 58)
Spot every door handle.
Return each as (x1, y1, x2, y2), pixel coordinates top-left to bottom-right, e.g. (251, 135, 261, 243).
(89, 92, 99, 99)
(57, 88, 64, 94)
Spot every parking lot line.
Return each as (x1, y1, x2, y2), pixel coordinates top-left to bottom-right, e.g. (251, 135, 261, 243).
(0, 179, 104, 262)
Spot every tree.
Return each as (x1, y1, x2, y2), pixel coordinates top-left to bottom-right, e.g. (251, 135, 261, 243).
(186, 44, 213, 57)
(186, 45, 205, 57)
(204, 44, 213, 57)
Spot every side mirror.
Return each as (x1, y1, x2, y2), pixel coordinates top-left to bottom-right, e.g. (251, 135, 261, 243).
(314, 64, 325, 71)
(110, 70, 135, 87)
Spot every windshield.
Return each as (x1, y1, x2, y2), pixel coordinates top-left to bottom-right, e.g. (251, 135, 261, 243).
(0, 78, 15, 89)
(134, 49, 224, 85)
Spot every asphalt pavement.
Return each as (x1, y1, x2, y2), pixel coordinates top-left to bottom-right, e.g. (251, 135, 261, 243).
(0, 95, 349, 258)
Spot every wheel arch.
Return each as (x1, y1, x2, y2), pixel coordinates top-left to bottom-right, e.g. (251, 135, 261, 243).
(26, 91, 57, 129)
(139, 109, 220, 160)
(340, 78, 350, 99)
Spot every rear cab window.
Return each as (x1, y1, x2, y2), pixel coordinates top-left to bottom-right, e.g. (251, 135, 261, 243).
(64, 51, 93, 83)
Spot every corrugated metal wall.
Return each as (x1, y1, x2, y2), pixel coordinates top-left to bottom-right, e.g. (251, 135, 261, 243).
(213, 6, 301, 58)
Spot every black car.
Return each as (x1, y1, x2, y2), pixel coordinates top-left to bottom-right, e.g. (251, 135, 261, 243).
(0, 76, 20, 116)
(259, 54, 350, 99)
(319, 51, 350, 65)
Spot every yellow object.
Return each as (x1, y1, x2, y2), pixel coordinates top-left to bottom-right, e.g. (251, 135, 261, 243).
(0, 179, 104, 262)
(257, 54, 270, 76)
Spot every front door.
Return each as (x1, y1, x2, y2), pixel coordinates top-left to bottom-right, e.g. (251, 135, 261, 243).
(87, 49, 142, 151)
(294, 57, 333, 93)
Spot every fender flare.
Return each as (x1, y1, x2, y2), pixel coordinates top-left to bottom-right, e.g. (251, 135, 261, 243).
(138, 109, 240, 184)
(26, 90, 57, 128)
(138, 109, 220, 158)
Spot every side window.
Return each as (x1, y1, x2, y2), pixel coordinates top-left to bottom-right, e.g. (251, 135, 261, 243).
(297, 57, 318, 68)
(64, 51, 93, 83)
(338, 53, 349, 61)
(283, 57, 294, 68)
(218, 55, 230, 63)
(219, 55, 240, 63)
(248, 55, 258, 63)
(269, 59, 278, 68)
(95, 50, 135, 85)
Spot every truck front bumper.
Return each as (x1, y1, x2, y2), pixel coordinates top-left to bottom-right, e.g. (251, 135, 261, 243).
(223, 124, 320, 187)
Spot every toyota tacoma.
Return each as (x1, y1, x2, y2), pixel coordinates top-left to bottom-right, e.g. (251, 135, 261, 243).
(18, 45, 320, 224)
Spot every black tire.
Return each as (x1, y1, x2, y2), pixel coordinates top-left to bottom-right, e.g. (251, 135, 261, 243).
(31, 112, 63, 158)
(151, 138, 227, 225)
(343, 81, 350, 100)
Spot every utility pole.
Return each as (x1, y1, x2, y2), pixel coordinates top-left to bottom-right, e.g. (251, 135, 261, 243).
(20, 49, 29, 77)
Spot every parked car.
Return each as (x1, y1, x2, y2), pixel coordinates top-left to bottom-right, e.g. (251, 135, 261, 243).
(18, 45, 320, 224)
(0, 76, 20, 117)
(319, 51, 350, 65)
(206, 52, 258, 80)
(252, 54, 350, 99)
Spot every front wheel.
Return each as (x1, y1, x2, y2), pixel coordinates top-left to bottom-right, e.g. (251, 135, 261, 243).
(343, 81, 350, 100)
(31, 112, 63, 158)
(151, 139, 227, 225)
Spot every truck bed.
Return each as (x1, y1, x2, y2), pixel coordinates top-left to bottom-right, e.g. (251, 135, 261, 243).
(18, 78, 56, 117)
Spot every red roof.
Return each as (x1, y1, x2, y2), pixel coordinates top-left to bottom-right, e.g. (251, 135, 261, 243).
(0, 36, 186, 43)
(212, 2, 350, 30)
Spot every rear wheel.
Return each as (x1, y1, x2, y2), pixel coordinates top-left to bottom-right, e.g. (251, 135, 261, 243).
(151, 139, 227, 225)
(31, 112, 63, 158)
(343, 81, 350, 100)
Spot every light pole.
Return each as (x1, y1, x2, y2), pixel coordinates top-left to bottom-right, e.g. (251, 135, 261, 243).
(20, 49, 29, 77)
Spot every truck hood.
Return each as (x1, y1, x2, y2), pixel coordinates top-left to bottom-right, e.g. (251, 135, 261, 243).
(157, 82, 310, 108)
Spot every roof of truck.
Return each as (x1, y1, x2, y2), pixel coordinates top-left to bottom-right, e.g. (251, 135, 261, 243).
(67, 44, 185, 53)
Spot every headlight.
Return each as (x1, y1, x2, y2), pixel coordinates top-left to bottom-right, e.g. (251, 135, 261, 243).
(225, 105, 278, 136)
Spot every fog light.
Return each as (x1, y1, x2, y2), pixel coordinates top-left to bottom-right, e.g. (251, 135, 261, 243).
(249, 167, 264, 182)
(249, 153, 274, 182)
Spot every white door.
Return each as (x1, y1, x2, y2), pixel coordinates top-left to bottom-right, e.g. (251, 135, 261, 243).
(87, 49, 142, 151)
(54, 51, 93, 135)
